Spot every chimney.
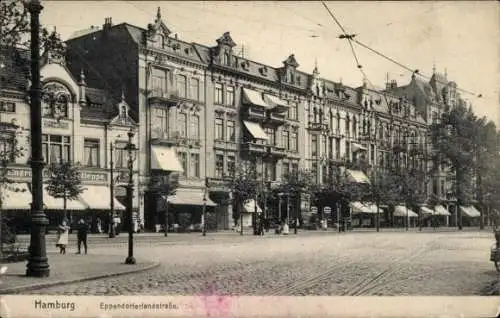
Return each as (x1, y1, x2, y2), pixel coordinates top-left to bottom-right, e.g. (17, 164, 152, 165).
(103, 17, 112, 32)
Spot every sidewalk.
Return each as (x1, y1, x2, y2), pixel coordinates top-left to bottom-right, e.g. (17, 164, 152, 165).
(0, 253, 159, 294)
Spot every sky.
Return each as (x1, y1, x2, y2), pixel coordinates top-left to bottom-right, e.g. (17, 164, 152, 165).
(40, 1, 499, 124)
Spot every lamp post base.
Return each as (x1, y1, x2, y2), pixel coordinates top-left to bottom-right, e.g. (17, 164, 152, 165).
(26, 258, 50, 277)
(125, 256, 136, 265)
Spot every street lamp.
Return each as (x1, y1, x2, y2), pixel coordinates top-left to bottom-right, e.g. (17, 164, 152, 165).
(108, 138, 122, 238)
(26, 0, 50, 278)
(124, 128, 137, 265)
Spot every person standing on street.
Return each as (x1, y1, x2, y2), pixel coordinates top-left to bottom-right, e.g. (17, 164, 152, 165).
(56, 219, 70, 254)
(76, 218, 89, 254)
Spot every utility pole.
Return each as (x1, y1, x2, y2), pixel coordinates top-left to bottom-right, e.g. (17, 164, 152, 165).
(26, 0, 50, 278)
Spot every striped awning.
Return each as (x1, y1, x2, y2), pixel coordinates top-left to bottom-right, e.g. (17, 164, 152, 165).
(421, 206, 435, 215)
(263, 94, 288, 112)
(351, 201, 374, 214)
(242, 88, 271, 108)
(394, 205, 418, 218)
(434, 205, 451, 216)
(460, 206, 481, 218)
(346, 169, 370, 184)
(1, 183, 32, 210)
(243, 121, 269, 140)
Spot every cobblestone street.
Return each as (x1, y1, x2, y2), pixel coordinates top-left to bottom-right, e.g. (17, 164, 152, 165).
(22, 231, 498, 296)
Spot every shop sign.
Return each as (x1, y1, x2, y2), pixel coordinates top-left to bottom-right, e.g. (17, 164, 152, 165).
(80, 171, 107, 183)
(7, 167, 108, 183)
(43, 118, 69, 129)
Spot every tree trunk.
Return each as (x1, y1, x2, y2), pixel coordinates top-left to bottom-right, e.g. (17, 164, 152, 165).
(456, 167, 463, 230)
(376, 199, 380, 232)
(164, 200, 169, 237)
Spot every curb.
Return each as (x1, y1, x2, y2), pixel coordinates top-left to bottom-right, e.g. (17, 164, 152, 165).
(0, 260, 160, 294)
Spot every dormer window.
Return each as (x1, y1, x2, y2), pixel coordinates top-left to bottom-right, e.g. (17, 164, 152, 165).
(154, 34, 164, 48)
(54, 94, 69, 118)
(120, 105, 127, 118)
(223, 50, 230, 66)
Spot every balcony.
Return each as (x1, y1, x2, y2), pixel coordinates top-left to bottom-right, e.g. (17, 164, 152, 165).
(307, 122, 328, 132)
(148, 89, 184, 107)
(241, 142, 267, 155)
(266, 145, 286, 158)
(214, 140, 238, 151)
(265, 111, 287, 125)
(207, 177, 231, 192)
(245, 106, 266, 122)
(150, 131, 200, 148)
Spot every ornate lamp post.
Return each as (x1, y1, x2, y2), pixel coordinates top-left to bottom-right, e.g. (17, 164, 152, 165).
(26, 0, 50, 278)
(124, 128, 137, 265)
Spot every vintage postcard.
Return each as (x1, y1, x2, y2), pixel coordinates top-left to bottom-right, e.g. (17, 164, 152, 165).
(0, 1, 499, 317)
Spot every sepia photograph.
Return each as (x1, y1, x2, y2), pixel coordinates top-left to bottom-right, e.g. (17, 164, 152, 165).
(0, 1, 499, 317)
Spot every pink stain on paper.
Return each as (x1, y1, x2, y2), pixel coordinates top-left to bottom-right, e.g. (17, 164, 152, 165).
(197, 280, 233, 318)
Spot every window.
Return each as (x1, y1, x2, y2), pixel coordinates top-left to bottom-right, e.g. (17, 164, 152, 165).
(190, 153, 200, 178)
(151, 68, 168, 96)
(352, 117, 357, 138)
(114, 142, 128, 168)
(178, 113, 187, 138)
(345, 116, 350, 137)
(190, 115, 199, 140)
(265, 128, 275, 145)
(215, 118, 224, 140)
(311, 135, 318, 157)
(291, 131, 298, 151)
(291, 163, 299, 174)
(311, 162, 318, 182)
(0, 132, 14, 162)
(42, 134, 71, 164)
(335, 138, 340, 159)
(282, 130, 289, 150)
(440, 180, 446, 196)
(226, 86, 234, 106)
(336, 114, 340, 132)
(322, 165, 328, 183)
(83, 139, 99, 167)
(190, 78, 200, 100)
(322, 136, 327, 157)
(227, 155, 236, 177)
(265, 162, 276, 181)
(370, 144, 375, 163)
(152, 108, 168, 136)
(282, 162, 290, 178)
(215, 154, 224, 178)
(227, 120, 235, 141)
(215, 83, 223, 104)
(328, 137, 333, 158)
(330, 112, 335, 131)
(432, 179, 438, 195)
(176, 74, 187, 98)
(0, 101, 15, 113)
(178, 152, 187, 177)
(288, 101, 298, 120)
(345, 141, 350, 160)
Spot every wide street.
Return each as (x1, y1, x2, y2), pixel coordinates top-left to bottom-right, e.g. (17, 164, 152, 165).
(20, 230, 499, 296)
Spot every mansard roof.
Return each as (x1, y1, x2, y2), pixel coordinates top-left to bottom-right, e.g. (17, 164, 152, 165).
(0, 46, 30, 92)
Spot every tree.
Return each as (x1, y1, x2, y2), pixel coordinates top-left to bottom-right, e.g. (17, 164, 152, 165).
(148, 173, 179, 235)
(430, 101, 477, 230)
(1, 0, 64, 50)
(228, 163, 259, 234)
(45, 161, 85, 221)
(0, 122, 26, 256)
(369, 167, 402, 230)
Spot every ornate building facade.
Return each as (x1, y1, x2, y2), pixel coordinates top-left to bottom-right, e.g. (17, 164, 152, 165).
(0, 44, 139, 232)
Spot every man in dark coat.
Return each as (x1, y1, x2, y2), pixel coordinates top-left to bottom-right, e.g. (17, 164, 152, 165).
(76, 218, 89, 254)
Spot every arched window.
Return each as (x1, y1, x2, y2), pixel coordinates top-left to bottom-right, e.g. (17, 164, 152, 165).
(120, 105, 127, 118)
(223, 51, 230, 66)
(345, 115, 350, 136)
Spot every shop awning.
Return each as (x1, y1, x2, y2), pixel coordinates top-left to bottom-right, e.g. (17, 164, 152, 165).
(460, 206, 481, 218)
(243, 121, 269, 140)
(366, 203, 382, 213)
(394, 205, 418, 217)
(351, 201, 374, 214)
(263, 94, 288, 112)
(1, 183, 32, 209)
(166, 189, 217, 207)
(346, 169, 371, 184)
(434, 205, 451, 216)
(151, 145, 184, 172)
(42, 186, 87, 210)
(352, 143, 367, 152)
(79, 186, 125, 210)
(421, 206, 435, 215)
(243, 199, 262, 213)
(242, 88, 271, 108)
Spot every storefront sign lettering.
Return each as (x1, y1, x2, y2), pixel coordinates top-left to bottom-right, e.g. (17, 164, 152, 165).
(43, 119, 69, 129)
(6, 167, 108, 183)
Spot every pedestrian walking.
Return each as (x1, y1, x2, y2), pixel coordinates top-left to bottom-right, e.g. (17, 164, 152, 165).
(96, 217, 102, 234)
(76, 218, 89, 254)
(56, 219, 70, 254)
